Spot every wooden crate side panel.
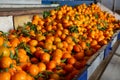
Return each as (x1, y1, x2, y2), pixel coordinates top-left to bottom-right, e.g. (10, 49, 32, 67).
(14, 15, 33, 29)
(14, 14, 43, 29)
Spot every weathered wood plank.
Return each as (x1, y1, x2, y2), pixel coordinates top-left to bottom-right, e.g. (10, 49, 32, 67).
(0, 7, 56, 16)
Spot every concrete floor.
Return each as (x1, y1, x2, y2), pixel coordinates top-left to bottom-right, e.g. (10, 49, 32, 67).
(89, 40, 120, 80)
(100, 55, 120, 80)
(100, 44, 120, 80)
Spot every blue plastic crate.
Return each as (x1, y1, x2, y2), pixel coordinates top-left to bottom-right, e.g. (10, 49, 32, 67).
(42, 0, 94, 6)
(117, 32, 120, 40)
(77, 70, 87, 80)
(60, 1, 93, 6)
(73, 67, 87, 80)
(104, 42, 112, 58)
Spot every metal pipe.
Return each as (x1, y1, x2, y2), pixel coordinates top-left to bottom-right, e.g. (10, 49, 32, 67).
(112, 0, 115, 12)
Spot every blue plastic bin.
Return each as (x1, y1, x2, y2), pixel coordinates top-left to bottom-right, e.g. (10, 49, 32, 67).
(104, 42, 112, 58)
(77, 70, 87, 80)
(42, 0, 94, 6)
(73, 67, 88, 80)
(117, 32, 120, 40)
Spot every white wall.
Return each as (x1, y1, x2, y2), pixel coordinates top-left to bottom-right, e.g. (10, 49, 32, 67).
(115, 0, 120, 10)
(0, 0, 42, 8)
(101, 0, 113, 10)
(100, 0, 120, 10)
(0, 0, 41, 4)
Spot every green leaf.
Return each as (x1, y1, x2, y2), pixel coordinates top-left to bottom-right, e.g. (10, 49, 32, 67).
(71, 50, 76, 55)
(44, 71, 54, 79)
(0, 53, 4, 59)
(27, 22, 37, 32)
(97, 24, 106, 31)
(56, 65, 62, 70)
(90, 29, 93, 32)
(101, 20, 108, 27)
(5, 68, 8, 72)
(86, 43, 90, 47)
(17, 42, 24, 48)
(50, 56, 53, 60)
(17, 25, 29, 37)
(94, 13, 99, 19)
(30, 25, 37, 32)
(18, 23, 31, 37)
(13, 55, 17, 60)
(85, 14, 89, 17)
(10, 64, 14, 68)
(68, 25, 78, 33)
(81, 36, 86, 40)
(26, 53, 33, 58)
(17, 42, 32, 58)
(43, 49, 50, 53)
(25, 45, 33, 58)
(101, 27, 107, 31)
(17, 42, 31, 53)
(43, 11, 51, 19)
(2, 42, 8, 47)
(0, 31, 3, 34)
(10, 51, 14, 59)
(24, 44, 31, 53)
(0, 31, 9, 37)
(45, 71, 53, 75)
(43, 30, 55, 36)
(75, 14, 79, 20)
(34, 73, 45, 79)
(55, 6, 61, 11)
(38, 73, 45, 77)
(43, 32, 49, 36)
(14, 48, 19, 61)
(72, 37, 78, 43)
(97, 24, 101, 29)
(49, 30, 55, 34)
(26, 22, 32, 26)
(21, 30, 30, 37)
(61, 59, 67, 63)
(0, 69, 3, 72)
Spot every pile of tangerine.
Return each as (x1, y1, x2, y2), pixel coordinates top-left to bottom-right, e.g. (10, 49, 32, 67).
(0, 3, 120, 80)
